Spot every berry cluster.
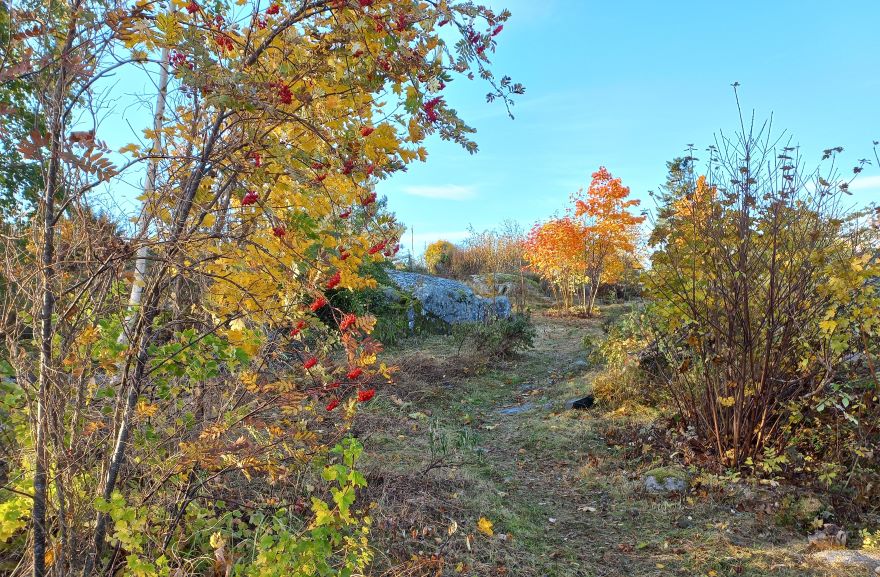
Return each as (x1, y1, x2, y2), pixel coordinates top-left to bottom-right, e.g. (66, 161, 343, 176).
(270, 81, 293, 105)
(339, 314, 357, 331)
(360, 191, 377, 206)
(241, 190, 259, 205)
(169, 51, 193, 71)
(423, 96, 443, 123)
(215, 34, 234, 52)
(325, 271, 342, 290)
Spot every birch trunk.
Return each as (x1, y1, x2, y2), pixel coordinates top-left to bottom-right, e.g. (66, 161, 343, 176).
(118, 46, 170, 345)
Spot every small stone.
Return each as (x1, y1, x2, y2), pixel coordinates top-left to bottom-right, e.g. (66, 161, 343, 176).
(567, 359, 590, 375)
(498, 403, 536, 416)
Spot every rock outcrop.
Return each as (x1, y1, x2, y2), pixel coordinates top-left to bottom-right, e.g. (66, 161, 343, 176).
(386, 270, 511, 325)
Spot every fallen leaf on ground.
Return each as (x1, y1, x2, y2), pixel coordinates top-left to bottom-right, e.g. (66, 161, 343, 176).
(477, 517, 494, 536)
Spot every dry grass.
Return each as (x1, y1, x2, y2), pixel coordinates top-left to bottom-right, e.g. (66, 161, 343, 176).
(354, 310, 865, 577)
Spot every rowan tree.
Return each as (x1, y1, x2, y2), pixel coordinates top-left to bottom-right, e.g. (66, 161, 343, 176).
(0, 0, 521, 574)
(524, 217, 585, 310)
(572, 167, 645, 315)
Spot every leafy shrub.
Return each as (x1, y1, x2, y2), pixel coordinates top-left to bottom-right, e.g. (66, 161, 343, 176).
(424, 240, 458, 275)
(799, 219, 880, 503)
(453, 314, 536, 360)
(590, 308, 659, 408)
(860, 528, 880, 550)
(645, 120, 861, 470)
(79, 438, 371, 577)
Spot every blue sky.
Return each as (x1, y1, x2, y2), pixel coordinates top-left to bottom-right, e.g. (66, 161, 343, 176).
(380, 0, 880, 254)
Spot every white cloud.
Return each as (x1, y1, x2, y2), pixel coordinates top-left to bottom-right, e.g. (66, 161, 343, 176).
(850, 175, 880, 191)
(399, 184, 476, 200)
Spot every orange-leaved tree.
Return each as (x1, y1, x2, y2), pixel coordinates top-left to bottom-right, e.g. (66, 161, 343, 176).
(524, 217, 586, 309)
(572, 167, 645, 314)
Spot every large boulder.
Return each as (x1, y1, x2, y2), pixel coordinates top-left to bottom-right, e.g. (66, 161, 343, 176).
(386, 270, 511, 325)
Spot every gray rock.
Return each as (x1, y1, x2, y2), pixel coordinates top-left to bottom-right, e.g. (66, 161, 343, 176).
(810, 550, 880, 571)
(498, 403, 536, 416)
(498, 402, 552, 416)
(808, 524, 848, 550)
(569, 359, 590, 373)
(467, 273, 552, 304)
(643, 467, 689, 494)
(386, 270, 511, 325)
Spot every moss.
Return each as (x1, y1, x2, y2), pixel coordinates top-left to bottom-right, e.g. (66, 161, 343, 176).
(644, 466, 689, 483)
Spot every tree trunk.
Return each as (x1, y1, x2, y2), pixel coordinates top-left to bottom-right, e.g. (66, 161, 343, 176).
(518, 264, 526, 314)
(119, 45, 171, 346)
(587, 280, 601, 316)
(83, 113, 226, 577)
(33, 7, 81, 574)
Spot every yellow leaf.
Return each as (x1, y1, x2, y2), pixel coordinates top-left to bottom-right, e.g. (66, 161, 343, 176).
(477, 516, 494, 536)
(83, 421, 105, 436)
(209, 532, 225, 549)
(156, 12, 180, 44)
(77, 326, 100, 346)
(136, 400, 159, 418)
(356, 315, 377, 334)
(719, 396, 735, 408)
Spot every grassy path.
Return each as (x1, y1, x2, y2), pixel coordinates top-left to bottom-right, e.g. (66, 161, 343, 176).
(357, 311, 853, 577)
